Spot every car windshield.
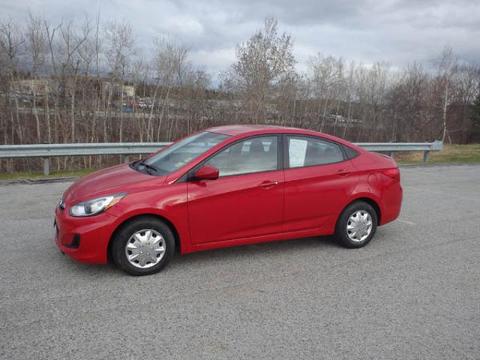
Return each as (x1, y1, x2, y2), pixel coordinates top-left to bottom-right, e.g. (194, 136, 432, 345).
(141, 131, 229, 175)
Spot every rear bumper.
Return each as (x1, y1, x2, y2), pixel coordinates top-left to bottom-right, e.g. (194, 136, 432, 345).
(54, 207, 117, 264)
(380, 182, 403, 225)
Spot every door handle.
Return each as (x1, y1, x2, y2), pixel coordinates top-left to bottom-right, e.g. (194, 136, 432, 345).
(259, 180, 279, 188)
(337, 169, 350, 176)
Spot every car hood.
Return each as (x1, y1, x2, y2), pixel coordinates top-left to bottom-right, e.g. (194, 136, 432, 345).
(63, 163, 165, 205)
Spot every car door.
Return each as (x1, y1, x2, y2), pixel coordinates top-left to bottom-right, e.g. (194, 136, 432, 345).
(283, 135, 357, 233)
(187, 135, 284, 245)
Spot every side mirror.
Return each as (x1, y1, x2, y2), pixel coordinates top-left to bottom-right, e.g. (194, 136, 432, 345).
(193, 165, 219, 181)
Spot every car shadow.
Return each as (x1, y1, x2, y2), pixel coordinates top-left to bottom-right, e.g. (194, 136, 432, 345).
(51, 235, 342, 277)
(171, 235, 341, 268)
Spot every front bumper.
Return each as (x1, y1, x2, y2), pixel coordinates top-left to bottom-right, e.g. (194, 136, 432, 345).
(54, 206, 117, 264)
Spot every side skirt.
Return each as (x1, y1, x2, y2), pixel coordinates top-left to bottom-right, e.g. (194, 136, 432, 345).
(185, 226, 333, 254)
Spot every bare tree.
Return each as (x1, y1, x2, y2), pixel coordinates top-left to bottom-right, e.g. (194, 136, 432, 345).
(0, 20, 24, 145)
(104, 21, 134, 142)
(26, 14, 48, 142)
(435, 47, 457, 143)
(227, 17, 295, 122)
(148, 38, 188, 141)
(309, 54, 344, 130)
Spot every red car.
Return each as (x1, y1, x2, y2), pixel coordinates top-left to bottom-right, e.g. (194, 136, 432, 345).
(55, 125, 402, 275)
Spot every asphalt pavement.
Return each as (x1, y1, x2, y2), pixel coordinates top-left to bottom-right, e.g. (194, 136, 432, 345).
(0, 164, 479, 359)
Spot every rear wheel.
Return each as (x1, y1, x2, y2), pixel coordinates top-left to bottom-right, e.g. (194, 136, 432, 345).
(111, 217, 175, 276)
(335, 201, 377, 248)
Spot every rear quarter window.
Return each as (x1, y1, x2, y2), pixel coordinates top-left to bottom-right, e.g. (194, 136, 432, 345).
(343, 145, 359, 159)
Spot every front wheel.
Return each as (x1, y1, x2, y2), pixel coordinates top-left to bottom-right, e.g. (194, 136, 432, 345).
(111, 217, 175, 276)
(335, 201, 378, 248)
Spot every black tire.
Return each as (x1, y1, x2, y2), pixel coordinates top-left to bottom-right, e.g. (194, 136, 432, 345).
(335, 201, 378, 248)
(111, 216, 175, 276)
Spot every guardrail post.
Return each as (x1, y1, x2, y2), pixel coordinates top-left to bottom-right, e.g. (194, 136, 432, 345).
(42, 157, 50, 176)
(423, 151, 430, 162)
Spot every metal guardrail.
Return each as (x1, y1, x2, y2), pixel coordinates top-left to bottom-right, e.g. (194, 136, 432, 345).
(355, 141, 443, 153)
(0, 143, 169, 175)
(356, 140, 443, 162)
(0, 140, 443, 175)
(0, 142, 170, 158)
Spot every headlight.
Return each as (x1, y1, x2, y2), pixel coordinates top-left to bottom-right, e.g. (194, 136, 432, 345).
(70, 193, 126, 217)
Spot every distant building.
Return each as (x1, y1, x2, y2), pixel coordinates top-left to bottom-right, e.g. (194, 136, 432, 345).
(103, 81, 135, 98)
(12, 79, 52, 97)
(330, 114, 362, 124)
(123, 85, 135, 97)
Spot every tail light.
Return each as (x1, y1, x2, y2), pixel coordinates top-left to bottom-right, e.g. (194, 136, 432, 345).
(383, 168, 400, 182)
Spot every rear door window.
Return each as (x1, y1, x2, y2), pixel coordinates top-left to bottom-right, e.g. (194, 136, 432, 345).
(287, 136, 345, 168)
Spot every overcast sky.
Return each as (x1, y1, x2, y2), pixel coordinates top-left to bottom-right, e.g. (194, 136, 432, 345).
(2, 0, 479, 78)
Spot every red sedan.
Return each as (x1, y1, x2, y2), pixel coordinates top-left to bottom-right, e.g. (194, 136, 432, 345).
(55, 125, 402, 275)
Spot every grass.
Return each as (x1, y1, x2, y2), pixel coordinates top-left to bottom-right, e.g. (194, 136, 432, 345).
(395, 144, 480, 165)
(0, 168, 95, 181)
(1, 144, 479, 180)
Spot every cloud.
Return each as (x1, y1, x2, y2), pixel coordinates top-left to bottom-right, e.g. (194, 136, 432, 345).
(1, 0, 479, 79)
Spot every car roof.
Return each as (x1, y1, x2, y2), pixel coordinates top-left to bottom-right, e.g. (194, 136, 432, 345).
(209, 124, 317, 136)
(207, 124, 362, 151)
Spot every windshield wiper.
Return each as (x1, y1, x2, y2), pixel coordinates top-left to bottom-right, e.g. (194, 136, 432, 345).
(133, 160, 159, 175)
